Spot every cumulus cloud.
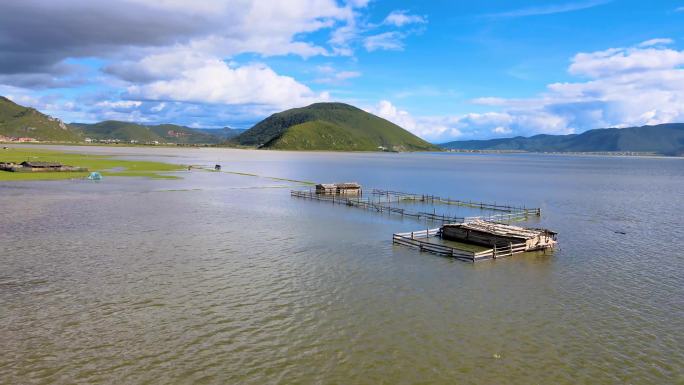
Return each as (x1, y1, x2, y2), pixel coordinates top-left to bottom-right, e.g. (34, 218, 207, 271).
(368, 100, 462, 141)
(0, 0, 365, 88)
(364, 39, 684, 143)
(125, 53, 328, 108)
(460, 39, 684, 139)
(0, 0, 433, 125)
(0, 0, 356, 75)
(492, 126, 513, 135)
(569, 42, 684, 78)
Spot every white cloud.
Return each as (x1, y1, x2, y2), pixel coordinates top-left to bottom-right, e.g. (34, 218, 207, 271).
(676, 6, 684, 12)
(313, 66, 361, 84)
(458, 39, 684, 139)
(383, 10, 426, 27)
(126, 53, 328, 108)
(487, 0, 611, 18)
(95, 100, 142, 109)
(638, 38, 674, 47)
(368, 100, 462, 141)
(492, 126, 512, 135)
(569, 41, 684, 77)
(0, 0, 367, 77)
(364, 32, 405, 52)
(364, 39, 684, 143)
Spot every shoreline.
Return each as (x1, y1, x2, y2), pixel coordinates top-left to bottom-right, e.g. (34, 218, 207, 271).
(4, 141, 683, 159)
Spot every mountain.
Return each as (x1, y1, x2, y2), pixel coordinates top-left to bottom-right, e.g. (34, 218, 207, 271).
(71, 121, 222, 144)
(440, 124, 684, 156)
(234, 102, 438, 151)
(0, 96, 82, 142)
(194, 127, 246, 140)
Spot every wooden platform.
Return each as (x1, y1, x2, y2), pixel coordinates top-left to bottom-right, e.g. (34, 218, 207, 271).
(442, 220, 557, 251)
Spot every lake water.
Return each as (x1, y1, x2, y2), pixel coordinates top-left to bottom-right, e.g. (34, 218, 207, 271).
(1, 146, 682, 384)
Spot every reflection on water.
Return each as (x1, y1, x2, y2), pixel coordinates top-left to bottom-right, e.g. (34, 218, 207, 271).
(1, 146, 683, 384)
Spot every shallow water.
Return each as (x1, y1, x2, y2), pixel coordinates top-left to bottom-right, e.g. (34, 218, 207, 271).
(1, 146, 683, 384)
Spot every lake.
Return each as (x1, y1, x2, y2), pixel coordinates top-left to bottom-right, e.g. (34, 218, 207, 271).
(1, 146, 682, 384)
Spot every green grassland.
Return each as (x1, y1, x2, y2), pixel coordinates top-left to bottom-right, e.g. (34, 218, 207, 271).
(0, 148, 183, 181)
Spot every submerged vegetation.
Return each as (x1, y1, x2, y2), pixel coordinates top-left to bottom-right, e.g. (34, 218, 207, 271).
(0, 148, 183, 181)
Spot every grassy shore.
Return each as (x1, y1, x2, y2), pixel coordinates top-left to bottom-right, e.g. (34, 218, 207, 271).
(0, 147, 183, 181)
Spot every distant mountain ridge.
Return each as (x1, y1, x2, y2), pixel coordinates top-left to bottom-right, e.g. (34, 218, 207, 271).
(440, 124, 684, 156)
(234, 102, 437, 151)
(5, 95, 682, 156)
(71, 121, 221, 144)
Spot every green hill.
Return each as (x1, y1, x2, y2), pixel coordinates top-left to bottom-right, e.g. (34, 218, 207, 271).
(440, 124, 684, 156)
(0, 96, 82, 142)
(72, 121, 221, 144)
(234, 102, 438, 151)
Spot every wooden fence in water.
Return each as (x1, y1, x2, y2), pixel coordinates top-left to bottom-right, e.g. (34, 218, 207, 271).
(371, 189, 541, 216)
(290, 190, 467, 222)
(291, 188, 543, 262)
(291, 189, 539, 224)
(391, 229, 529, 262)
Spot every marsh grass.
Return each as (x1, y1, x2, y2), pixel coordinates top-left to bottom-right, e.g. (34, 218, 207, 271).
(0, 148, 183, 181)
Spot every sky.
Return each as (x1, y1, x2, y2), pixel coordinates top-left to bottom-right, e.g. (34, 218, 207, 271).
(1, 0, 684, 143)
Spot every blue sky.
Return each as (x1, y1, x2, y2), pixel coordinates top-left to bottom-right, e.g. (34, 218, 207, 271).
(1, 0, 684, 142)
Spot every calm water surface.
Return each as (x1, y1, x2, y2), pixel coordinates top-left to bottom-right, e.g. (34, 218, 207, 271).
(1, 146, 683, 384)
